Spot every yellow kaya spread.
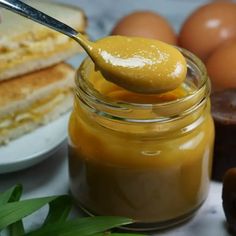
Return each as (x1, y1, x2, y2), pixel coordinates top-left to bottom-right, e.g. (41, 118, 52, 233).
(87, 35, 187, 94)
(68, 36, 214, 224)
(89, 69, 194, 104)
(69, 72, 214, 221)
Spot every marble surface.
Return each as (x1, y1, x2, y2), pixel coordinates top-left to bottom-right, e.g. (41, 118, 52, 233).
(0, 0, 232, 235)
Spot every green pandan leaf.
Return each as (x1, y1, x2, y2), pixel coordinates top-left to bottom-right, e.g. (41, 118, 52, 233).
(43, 195, 73, 226)
(92, 233, 145, 236)
(9, 220, 25, 236)
(0, 185, 140, 236)
(0, 184, 23, 206)
(7, 185, 24, 236)
(0, 184, 24, 235)
(0, 196, 60, 230)
(25, 216, 133, 236)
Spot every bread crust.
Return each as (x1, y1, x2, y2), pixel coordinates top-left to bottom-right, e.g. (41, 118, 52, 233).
(0, 47, 79, 81)
(0, 63, 75, 118)
(0, 93, 73, 145)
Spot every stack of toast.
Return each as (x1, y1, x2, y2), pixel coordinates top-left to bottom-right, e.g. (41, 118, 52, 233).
(0, 1, 86, 144)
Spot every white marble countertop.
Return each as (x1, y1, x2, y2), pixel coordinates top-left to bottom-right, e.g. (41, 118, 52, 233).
(0, 0, 232, 235)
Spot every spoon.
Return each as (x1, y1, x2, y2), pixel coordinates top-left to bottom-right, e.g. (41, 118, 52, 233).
(0, 0, 187, 94)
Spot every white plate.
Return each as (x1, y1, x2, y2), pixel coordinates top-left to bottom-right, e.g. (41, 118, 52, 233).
(0, 54, 85, 174)
(0, 112, 70, 174)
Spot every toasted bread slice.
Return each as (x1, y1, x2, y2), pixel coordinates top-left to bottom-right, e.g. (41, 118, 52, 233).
(0, 1, 86, 81)
(0, 63, 75, 144)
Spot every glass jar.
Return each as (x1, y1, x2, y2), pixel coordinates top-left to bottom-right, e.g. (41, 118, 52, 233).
(68, 49, 214, 231)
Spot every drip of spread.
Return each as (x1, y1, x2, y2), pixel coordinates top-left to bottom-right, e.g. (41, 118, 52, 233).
(86, 36, 187, 94)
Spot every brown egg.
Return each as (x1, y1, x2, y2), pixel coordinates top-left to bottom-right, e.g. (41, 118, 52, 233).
(111, 11, 177, 45)
(206, 40, 236, 91)
(179, 2, 236, 61)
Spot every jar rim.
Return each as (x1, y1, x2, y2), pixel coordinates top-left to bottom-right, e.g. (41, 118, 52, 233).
(75, 47, 210, 123)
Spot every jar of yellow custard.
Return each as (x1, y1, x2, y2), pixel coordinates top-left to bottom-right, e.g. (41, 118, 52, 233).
(68, 49, 214, 231)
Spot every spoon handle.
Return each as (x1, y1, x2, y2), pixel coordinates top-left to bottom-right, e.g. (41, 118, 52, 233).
(0, 0, 79, 38)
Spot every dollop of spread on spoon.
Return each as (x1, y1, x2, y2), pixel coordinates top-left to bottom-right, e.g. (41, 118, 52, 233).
(86, 36, 187, 94)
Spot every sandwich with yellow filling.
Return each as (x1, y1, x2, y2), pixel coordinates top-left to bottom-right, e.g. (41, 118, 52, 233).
(0, 1, 86, 81)
(0, 63, 75, 144)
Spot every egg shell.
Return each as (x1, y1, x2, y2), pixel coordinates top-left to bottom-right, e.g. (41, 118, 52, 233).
(111, 11, 177, 45)
(206, 40, 236, 91)
(179, 2, 236, 61)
